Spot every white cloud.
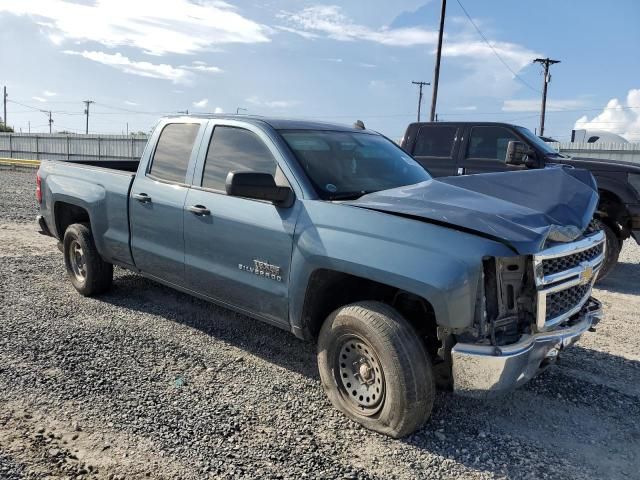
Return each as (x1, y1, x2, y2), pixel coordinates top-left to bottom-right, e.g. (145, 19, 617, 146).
(442, 40, 537, 72)
(182, 63, 223, 74)
(274, 25, 320, 39)
(1, 0, 270, 56)
(454, 105, 478, 111)
(574, 89, 640, 142)
(278, 5, 539, 97)
(124, 100, 139, 106)
(277, 6, 438, 46)
(32, 96, 47, 103)
(43, 90, 57, 97)
(214, 107, 224, 114)
(193, 99, 209, 108)
(64, 50, 192, 84)
(502, 98, 586, 112)
(246, 96, 299, 109)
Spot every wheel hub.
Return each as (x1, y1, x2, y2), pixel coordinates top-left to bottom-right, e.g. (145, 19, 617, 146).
(69, 240, 87, 282)
(337, 338, 384, 412)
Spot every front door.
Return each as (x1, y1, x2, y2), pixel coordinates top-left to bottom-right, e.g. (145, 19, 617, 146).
(130, 122, 202, 284)
(184, 123, 298, 325)
(458, 125, 525, 175)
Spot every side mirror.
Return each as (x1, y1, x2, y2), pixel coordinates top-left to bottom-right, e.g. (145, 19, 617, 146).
(506, 141, 538, 168)
(225, 171, 293, 206)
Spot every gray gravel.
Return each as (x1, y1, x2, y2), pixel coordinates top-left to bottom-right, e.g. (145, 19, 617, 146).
(1, 168, 639, 479)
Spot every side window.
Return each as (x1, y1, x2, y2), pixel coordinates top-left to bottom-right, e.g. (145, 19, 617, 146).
(149, 123, 200, 183)
(413, 126, 458, 157)
(202, 126, 277, 192)
(466, 126, 518, 161)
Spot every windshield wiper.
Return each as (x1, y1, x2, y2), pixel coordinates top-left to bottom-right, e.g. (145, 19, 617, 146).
(327, 190, 376, 200)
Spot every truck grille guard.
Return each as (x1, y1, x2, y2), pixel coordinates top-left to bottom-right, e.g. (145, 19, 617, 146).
(533, 230, 605, 331)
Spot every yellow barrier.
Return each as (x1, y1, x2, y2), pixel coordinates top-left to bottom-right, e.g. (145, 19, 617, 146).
(0, 157, 41, 168)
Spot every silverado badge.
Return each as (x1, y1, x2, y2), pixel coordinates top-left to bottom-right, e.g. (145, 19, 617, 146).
(239, 260, 282, 282)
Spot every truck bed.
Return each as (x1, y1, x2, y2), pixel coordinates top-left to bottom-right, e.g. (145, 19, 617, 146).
(38, 159, 136, 266)
(62, 159, 140, 172)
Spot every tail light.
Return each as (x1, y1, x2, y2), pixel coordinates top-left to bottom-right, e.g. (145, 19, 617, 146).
(36, 172, 42, 204)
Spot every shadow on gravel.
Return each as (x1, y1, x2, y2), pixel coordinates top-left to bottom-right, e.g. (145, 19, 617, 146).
(100, 270, 320, 380)
(596, 260, 640, 295)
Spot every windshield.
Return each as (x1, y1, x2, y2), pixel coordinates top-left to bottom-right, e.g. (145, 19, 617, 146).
(515, 126, 565, 156)
(280, 130, 431, 200)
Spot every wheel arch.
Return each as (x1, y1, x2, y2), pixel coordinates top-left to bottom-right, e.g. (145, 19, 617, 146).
(597, 188, 631, 239)
(296, 268, 438, 346)
(54, 201, 91, 240)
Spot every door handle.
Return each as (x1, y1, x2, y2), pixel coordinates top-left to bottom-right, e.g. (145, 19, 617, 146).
(133, 192, 151, 203)
(186, 204, 211, 216)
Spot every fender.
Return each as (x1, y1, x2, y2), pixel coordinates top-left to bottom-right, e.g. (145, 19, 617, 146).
(288, 201, 514, 335)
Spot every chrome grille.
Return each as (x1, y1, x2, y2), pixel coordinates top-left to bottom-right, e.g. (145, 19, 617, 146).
(542, 243, 604, 277)
(533, 231, 605, 330)
(545, 283, 591, 321)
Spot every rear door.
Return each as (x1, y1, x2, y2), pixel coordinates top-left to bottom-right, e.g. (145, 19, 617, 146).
(130, 121, 205, 284)
(183, 121, 299, 326)
(409, 124, 459, 177)
(458, 125, 525, 175)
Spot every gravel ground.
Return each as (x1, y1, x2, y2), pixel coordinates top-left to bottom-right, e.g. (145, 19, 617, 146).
(1, 168, 639, 479)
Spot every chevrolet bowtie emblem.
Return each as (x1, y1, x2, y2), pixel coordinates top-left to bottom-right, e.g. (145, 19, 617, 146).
(579, 264, 594, 285)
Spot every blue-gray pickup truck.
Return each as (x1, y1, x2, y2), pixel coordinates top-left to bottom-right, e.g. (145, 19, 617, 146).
(37, 115, 604, 437)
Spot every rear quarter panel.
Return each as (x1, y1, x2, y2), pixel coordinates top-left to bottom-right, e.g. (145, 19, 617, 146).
(39, 161, 135, 265)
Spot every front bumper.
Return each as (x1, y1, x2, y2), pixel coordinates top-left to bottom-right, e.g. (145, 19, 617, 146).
(451, 297, 602, 398)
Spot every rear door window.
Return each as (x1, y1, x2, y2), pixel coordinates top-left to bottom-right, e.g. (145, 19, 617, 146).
(466, 126, 518, 161)
(149, 123, 200, 183)
(413, 125, 458, 157)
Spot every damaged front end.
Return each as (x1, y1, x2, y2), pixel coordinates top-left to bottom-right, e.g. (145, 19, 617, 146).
(450, 230, 605, 398)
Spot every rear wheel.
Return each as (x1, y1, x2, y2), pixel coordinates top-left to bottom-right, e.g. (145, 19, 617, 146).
(594, 219, 621, 282)
(63, 223, 113, 296)
(317, 301, 435, 438)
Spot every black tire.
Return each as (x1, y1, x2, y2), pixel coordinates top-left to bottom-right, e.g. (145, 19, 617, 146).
(594, 220, 621, 282)
(317, 301, 435, 438)
(63, 223, 113, 296)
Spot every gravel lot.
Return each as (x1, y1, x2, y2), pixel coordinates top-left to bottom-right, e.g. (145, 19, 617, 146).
(1, 168, 639, 479)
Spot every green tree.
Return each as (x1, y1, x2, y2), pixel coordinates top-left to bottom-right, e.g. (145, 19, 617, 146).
(0, 123, 14, 133)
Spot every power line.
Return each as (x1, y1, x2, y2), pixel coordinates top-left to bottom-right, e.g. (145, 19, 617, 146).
(454, 0, 540, 93)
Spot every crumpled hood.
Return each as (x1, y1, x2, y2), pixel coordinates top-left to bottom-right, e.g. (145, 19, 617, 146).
(346, 166, 599, 255)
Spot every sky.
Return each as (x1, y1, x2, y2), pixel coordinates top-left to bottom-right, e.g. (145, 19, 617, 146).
(1, 0, 639, 141)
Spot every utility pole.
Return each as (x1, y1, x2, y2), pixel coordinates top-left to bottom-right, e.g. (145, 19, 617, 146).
(533, 57, 560, 136)
(2, 86, 7, 128)
(430, 0, 446, 122)
(411, 81, 430, 122)
(236, 107, 247, 114)
(46, 111, 53, 134)
(83, 100, 94, 134)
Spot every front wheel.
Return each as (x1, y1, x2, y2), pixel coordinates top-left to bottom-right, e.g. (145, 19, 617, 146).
(63, 223, 113, 296)
(317, 301, 435, 438)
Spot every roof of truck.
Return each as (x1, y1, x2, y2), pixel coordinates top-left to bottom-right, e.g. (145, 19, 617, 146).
(407, 121, 521, 128)
(163, 114, 372, 133)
